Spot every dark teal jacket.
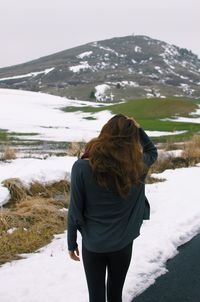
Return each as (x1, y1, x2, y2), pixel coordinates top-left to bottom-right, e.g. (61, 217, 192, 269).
(67, 128, 158, 252)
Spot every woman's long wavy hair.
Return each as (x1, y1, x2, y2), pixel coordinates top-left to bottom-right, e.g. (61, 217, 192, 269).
(84, 114, 146, 197)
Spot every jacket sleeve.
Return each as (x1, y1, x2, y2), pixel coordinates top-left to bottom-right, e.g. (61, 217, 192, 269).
(67, 160, 85, 251)
(139, 127, 158, 167)
(139, 128, 158, 221)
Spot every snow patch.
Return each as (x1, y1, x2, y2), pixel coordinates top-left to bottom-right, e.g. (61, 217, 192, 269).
(0, 156, 77, 206)
(92, 43, 119, 56)
(135, 46, 142, 53)
(180, 83, 194, 95)
(161, 105, 200, 124)
(118, 81, 139, 88)
(0, 68, 55, 81)
(95, 84, 110, 101)
(161, 44, 179, 57)
(96, 62, 110, 69)
(146, 130, 187, 137)
(7, 227, 17, 234)
(77, 51, 93, 59)
(0, 184, 10, 207)
(69, 61, 95, 73)
(154, 66, 163, 74)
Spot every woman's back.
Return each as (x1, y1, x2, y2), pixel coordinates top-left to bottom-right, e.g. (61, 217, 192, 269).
(68, 156, 149, 253)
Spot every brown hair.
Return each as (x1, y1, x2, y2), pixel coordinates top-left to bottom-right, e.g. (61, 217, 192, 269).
(84, 114, 146, 197)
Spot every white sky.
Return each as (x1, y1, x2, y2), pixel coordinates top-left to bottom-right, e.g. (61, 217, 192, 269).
(0, 0, 199, 68)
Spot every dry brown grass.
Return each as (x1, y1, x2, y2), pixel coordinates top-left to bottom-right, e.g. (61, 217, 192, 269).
(149, 152, 192, 175)
(1, 145, 17, 160)
(145, 174, 166, 184)
(2, 178, 70, 207)
(162, 140, 183, 151)
(182, 134, 200, 164)
(0, 196, 67, 265)
(0, 178, 70, 265)
(67, 141, 85, 157)
(149, 135, 200, 175)
(2, 178, 27, 202)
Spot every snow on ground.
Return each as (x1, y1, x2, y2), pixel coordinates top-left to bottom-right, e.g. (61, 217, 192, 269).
(135, 46, 142, 53)
(145, 130, 186, 137)
(107, 81, 139, 88)
(0, 184, 10, 206)
(0, 163, 200, 302)
(161, 104, 200, 124)
(0, 88, 112, 142)
(77, 51, 93, 59)
(158, 149, 183, 157)
(0, 68, 54, 81)
(121, 81, 139, 87)
(94, 84, 110, 101)
(154, 66, 163, 74)
(0, 146, 183, 207)
(69, 61, 95, 73)
(92, 43, 119, 56)
(0, 156, 77, 206)
(0, 89, 196, 142)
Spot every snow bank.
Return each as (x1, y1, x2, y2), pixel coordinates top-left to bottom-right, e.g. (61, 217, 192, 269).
(0, 184, 10, 207)
(0, 156, 77, 206)
(124, 164, 200, 299)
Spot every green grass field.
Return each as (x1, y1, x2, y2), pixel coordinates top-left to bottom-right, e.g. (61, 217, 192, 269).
(63, 97, 200, 142)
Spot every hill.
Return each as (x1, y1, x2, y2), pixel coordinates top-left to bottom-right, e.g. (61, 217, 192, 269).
(0, 35, 200, 101)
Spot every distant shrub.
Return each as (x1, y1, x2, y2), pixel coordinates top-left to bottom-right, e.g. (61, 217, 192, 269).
(179, 48, 198, 59)
(150, 134, 200, 175)
(1, 145, 17, 160)
(89, 90, 96, 99)
(163, 140, 182, 151)
(149, 152, 192, 174)
(182, 134, 200, 164)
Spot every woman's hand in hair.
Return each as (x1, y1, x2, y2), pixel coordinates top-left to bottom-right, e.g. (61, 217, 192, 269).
(130, 117, 141, 128)
(69, 246, 80, 261)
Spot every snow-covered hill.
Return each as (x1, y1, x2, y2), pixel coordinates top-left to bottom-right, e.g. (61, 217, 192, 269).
(0, 35, 200, 101)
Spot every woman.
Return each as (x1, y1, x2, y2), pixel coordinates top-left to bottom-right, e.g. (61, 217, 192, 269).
(67, 114, 158, 302)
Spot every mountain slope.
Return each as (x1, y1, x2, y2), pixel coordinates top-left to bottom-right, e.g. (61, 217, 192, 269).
(0, 35, 200, 101)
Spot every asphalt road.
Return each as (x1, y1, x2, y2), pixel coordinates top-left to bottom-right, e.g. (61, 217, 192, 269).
(132, 232, 200, 302)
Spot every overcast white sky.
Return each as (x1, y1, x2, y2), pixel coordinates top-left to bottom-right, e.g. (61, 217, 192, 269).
(0, 0, 199, 68)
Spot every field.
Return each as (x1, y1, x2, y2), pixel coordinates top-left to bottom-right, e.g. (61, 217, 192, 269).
(62, 97, 200, 142)
(0, 96, 200, 154)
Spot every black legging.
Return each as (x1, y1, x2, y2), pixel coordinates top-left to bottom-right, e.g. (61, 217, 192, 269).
(82, 241, 133, 302)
